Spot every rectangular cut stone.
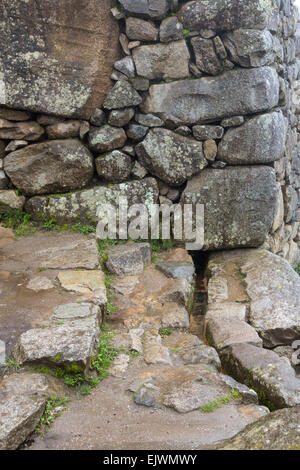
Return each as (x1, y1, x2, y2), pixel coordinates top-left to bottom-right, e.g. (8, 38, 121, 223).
(142, 67, 279, 126)
(240, 250, 300, 348)
(0, 0, 120, 119)
(178, 0, 274, 32)
(182, 167, 277, 250)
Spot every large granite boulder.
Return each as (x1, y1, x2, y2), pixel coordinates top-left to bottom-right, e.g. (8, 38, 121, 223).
(26, 178, 159, 223)
(142, 67, 279, 126)
(178, 0, 273, 32)
(0, 0, 120, 118)
(218, 407, 300, 450)
(4, 139, 94, 195)
(240, 250, 300, 348)
(133, 41, 190, 80)
(218, 111, 287, 165)
(119, 0, 169, 20)
(136, 128, 207, 186)
(182, 167, 277, 250)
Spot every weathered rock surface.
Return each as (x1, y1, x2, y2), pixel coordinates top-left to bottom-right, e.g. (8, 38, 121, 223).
(136, 128, 207, 186)
(207, 319, 263, 351)
(206, 303, 247, 323)
(133, 41, 190, 80)
(218, 111, 287, 165)
(143, 333, 172, 366)
(182, 167, 277, 250)
(193, 125, 224, 141)
(218, 407, 300, 450)
(178, 0, 273, 32)
(161, 303, 190, 330)
(88, 125, 127, 153)
(223, 29, 275, 67)
(142, 67, 279, 126)
(0, 0, 120, 118)
(4, 139, 93, 196)
(46, 121, 80, 139)
(0, 107, 31, 121)
(0, 119, 44, 141)
(135, 113, 164, 128)
(130, 364, 261, 413)
(0, 373, 50, 450)
(114, 56, 135, 79)
(5, 140, 28, 152)
(126, 17, 158, 42)
(106, 243, 151, 276)
(1, 232, 99, 270)
(158, 278, 193, 311)
(26, 178, 159, 223)
(103, 81, 142, 110)
(191, 37, 222, 76)
(221, 343, 300, 409)
(108, 108, 135, 128)
(14, 322, 100, 374)
(0, 190, 25, 211)
(96, 151, 131, 183)
(156, 261, 195, 284)
(240, 250, 300, 348)
(160, 17, 183, 43)
(57, 270, 106, 308)
(119, 0, 169, 20)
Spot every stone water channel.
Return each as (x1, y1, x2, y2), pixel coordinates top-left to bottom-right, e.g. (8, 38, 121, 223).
(1, 227, 299, 450)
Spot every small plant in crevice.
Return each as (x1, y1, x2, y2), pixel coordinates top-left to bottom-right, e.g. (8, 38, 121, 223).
(91, 332, 119, 381)
(296, 264, 300, 276)
(199, 389, 242, 413)
(1, 356, 20, 375)
(0, 208, 96, 238)
(35, 395, 69, 433)
(159, 327, 173, 338)
(0, 209, 36, 237)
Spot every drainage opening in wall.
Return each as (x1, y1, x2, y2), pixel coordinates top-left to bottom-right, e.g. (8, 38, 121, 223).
(188, 250, 209, 340)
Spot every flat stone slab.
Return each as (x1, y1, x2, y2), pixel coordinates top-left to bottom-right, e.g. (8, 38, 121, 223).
(142, 67, 279, 126)
(130, 364, 260, 413)
(156, 261, 195, 284)
(0, 373, 49, 450)
(14, 322, 100, 374)
(57, 270, 106, 308)
(206, 303, 247, 322)
(0, 232, 99, 270)
(207, 318, 263, 351)
(221, 343, 300, 410)
(106, 243, 151, 275)
(240, 250, 300, 348)
(218, 406, 300, 450)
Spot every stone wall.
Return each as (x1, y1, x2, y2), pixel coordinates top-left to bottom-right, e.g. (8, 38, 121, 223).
(0, 0, 300, 266)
